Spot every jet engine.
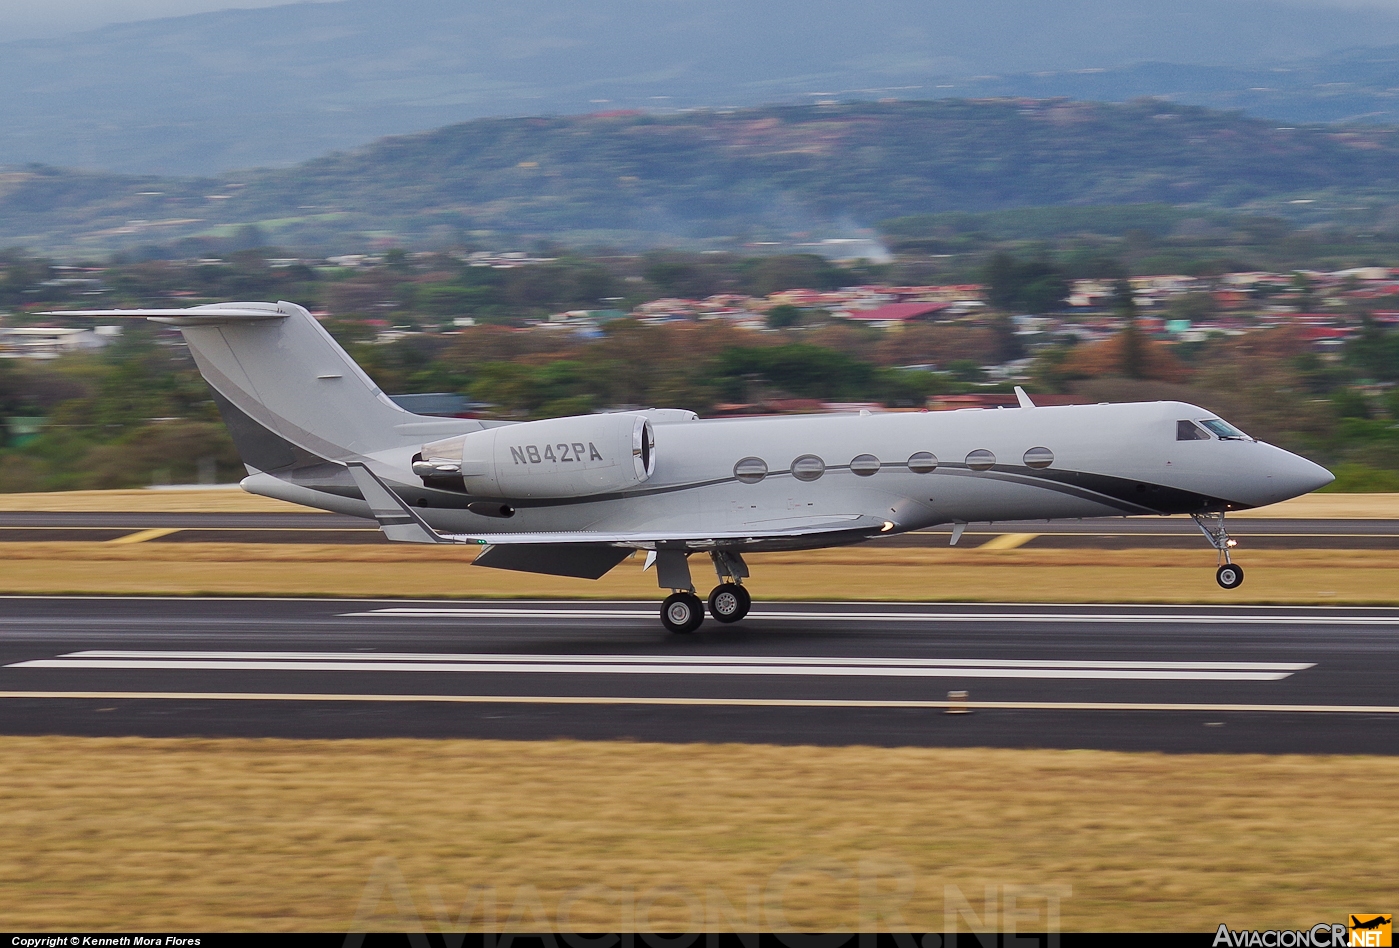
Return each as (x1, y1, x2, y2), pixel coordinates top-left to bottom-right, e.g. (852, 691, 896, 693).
(413, 412, 656, 499)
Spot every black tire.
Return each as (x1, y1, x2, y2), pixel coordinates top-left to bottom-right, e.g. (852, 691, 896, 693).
(661, 592, 705, 633)
(708, 584, 751, 623)
(1216, 563, 1244, 589)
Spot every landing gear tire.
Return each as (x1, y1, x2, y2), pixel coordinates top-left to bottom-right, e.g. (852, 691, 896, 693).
(661, 591, 705, 633)
(708, 583, 751, 623)
(1216, 563, 1244, 589)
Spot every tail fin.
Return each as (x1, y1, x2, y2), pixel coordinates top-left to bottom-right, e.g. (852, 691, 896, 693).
(53, 301, 479, 475)
(173, 301, 419, 465)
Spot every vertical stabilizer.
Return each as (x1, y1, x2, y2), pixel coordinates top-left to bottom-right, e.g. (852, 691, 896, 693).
(50, 301, 482, 475)
(176, 301, 417, 464)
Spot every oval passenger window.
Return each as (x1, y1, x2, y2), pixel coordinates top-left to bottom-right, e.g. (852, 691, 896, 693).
(792, 454, 826, 482)
(1023, 446, 1054, 469)
(907, 452, 938, 474)
(849, 454, 880, 476)
(965, 449, 996, 471)
(734, 457, 768, 484)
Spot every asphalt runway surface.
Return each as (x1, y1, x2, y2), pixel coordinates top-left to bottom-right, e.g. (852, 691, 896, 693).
(1, 511, 1396, 549)
(1, 596, 1396, 753)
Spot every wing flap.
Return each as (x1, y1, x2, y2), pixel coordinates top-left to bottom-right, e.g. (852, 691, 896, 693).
(472, 544, 634, 579)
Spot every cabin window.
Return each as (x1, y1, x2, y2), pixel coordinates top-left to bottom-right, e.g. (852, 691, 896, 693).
(792, 454, 826, 482)
(965, 449, 996, 471)
(1200, 418, 1251, 441)
(907, 451, 938, 474)
(734, 457, 768, 484)
(1176, 420, 1210, 441)
(850, 454, 881, 476)
(1023, 446, 1054, 469)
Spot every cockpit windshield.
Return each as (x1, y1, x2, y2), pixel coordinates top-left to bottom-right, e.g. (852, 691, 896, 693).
(1200, 418, 1252, 441)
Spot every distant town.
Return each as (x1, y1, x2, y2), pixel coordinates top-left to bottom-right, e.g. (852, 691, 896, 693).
(6, 248, 1393, 388)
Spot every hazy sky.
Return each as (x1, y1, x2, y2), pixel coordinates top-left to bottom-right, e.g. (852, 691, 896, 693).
(0, 0, 336, 39)
(5, 0, 1399, 40)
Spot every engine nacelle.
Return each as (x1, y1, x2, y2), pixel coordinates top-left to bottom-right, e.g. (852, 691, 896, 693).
(414, 413, 656, 499)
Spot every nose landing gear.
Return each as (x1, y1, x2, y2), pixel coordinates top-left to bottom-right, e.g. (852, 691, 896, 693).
(1191, 511, 1244, 589)
(1215, 563, 1245, 589)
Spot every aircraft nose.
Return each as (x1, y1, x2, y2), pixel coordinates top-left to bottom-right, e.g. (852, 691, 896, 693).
(1266, 448, 1334, 502)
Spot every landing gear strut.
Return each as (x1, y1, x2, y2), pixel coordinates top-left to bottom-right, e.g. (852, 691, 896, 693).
(1191, 511, 1244, 589)
(649, 547, 706, 633)
(707, 550, 751, 624)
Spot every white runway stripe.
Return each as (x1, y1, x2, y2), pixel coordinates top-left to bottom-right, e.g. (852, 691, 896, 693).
(56, 650, 1315, 671)
(343, 607, 1399, 626)
(7, 650, 1313, 681)
(0, 691, 1390, 714)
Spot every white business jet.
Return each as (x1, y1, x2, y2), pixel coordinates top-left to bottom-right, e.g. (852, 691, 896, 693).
(59, 301, 1334, 632)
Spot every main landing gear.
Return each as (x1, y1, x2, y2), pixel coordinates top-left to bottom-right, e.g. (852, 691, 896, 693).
(1191, 510, 1245, 589)
(650, 549, 752, 632)
(660, 591, 705, 634)
(708, 583, 752, 623)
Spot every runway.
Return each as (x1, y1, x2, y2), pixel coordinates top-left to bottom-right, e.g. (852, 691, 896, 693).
(0, 596, 1396, 753)
(1, 511, 1396, 549)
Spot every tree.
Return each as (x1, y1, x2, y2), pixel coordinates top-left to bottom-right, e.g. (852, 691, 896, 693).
(742, 255, 844, 297)
(1346, 316, 1399, 382)
(981, 252, 1067, 314)
(983, 252, 1019, 310)
(714, 345, 876, 401)
(1114, 278, 1146, 380)
(765, 304, 803, 330)
(1291, 272, 1316, 314)
(988, 313, 1025, 363)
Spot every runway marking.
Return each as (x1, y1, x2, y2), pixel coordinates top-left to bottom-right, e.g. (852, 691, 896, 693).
(106, 528, 182, 545)
(343, 606, 1399, 626)
(978, 533, 1039, 550)
(0, 691, 1391, 714)
(8, 650, 1313, 681)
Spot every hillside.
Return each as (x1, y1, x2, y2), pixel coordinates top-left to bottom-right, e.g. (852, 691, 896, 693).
(8, 100, 1399, 255)
(946, 46, 1399, 126)
(10, 0, 1399, 174)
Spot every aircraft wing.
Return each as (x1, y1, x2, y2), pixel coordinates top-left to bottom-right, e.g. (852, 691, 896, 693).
(436, 518, 879, 545)
(347, 463, 888, 547)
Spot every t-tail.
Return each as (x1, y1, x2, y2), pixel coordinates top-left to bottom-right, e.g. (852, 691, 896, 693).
(50, 301, 484, 515)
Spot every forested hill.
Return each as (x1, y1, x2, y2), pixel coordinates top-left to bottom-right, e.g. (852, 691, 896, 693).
(9, 99, 1399, 255)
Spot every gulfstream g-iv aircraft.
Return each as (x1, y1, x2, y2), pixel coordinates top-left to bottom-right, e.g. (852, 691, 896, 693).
(59, 301, 1335, 632)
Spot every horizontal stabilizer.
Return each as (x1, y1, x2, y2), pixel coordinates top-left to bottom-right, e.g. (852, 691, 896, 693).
(43, 302, 290, 326)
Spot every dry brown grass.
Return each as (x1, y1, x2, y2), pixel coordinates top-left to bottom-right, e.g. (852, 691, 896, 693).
(1232, 492, 1399, 518)
(0, 488, 307, 513)
(0, 737, 1392, 931)
(0, 487, 1396, 517)
(0, 542, 1393, 603)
